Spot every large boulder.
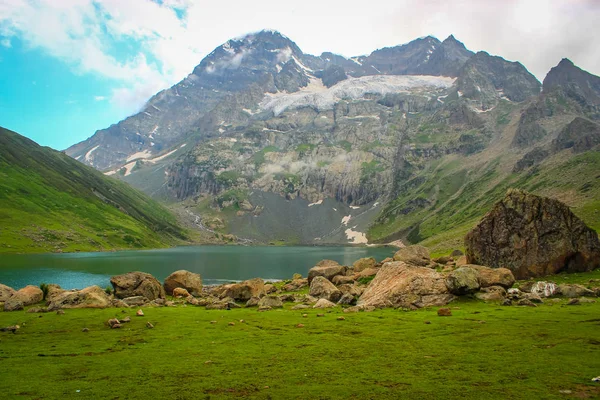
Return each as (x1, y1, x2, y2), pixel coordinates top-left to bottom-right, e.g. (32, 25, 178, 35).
(163, 270, 202, 296)
(393, 245, 431, 267)
(307, 260, 347, 284)
(357, 262, 455, 309)
(0, 284, 16, 302)
(218, 278, 264, 302)
(110, 272, 165, 300)
(353, 257, 377, 273)
(47, 286, 111, 310)
(445, 267, 480, 295)
(558, 284, 595, 298)
(465, 189, 600, 279)
(313, 299, 337, 309)
(258, 295, 283, 309)
(3, 297, 24, 311)
(309, 276, 342, 303)
(15, 285, 43, 306)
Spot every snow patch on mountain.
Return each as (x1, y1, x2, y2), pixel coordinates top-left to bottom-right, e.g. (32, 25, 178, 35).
(260, 75, 455, 115)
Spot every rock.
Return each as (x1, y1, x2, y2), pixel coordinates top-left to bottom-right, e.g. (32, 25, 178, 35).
(121, 296, 149, 307)
(507, 288, 521, 296)
(0, 284, 16, 302)
(3, 297, 24, 311)
(558, 284, 595, 298)
(56, 310, 65, 315)
(136, 309, 144, 316)
(146, 322, 154, 329)
(292, 304, 310, 310)
(292, 273, 303, 280)
(465, 189, 600, 279)
(27, 307, 48, 313)
(433, 256, 453, 264)
(445, 267, 480, 295)
(47, 286, 112, 310)
(107, 318, 120, 328)
(567, 298, 580, 305)
(353, 257, 377, 273)
(264, 284, 276, 294)
(121, 316, 131, 323)
(172, 288, 191, 298)
(111, 272, 165, 300)
(343, 305, 376, 313)
(279, 294, 296, 302)
(337, 293, 356, 305)
(218, 278, 265, 302)
(45, 284, 64, 301)
(476, 286, 507, 302)
(501, 298, 512, 306)
(14, 285, 43, 306)
(82, 328, 89, 332)
(393, 245, 431, 267)
(0, 325, 20, 333)
(523, 293, 544, 303)
(307, 260, 348, 284)
(296, 324, 305, 328)
(337, 284, 364, 297)
(163, 270, 203, 296)
(465, 265, 515, 289)
(357, 262, 456, 309)
(282, 278, 308, 292)
(257, 295, 283, 309)
(519, 281, 535, 293)
(228, 322, 236, 326)
(186, 295, 200, 306)
(206, 302, 229, 310)
(313, 298, 337, 309)
(317, 313, 325, 317)
(258, 306, 272, 312)
(309, 276, 342, 303)
(437, 308, 452, 316)
(354, 268, 379, 279)
(337, 316, 346, 321)
(579, 297, 596, 303)
(245, 297, 260, 307)
(455, 256, 468, 267)
(111, 299, 128, 308)
(517, 298, 537, 307)
(332, 275, 355, 286)
(530, 281, 559, 298)
(451, 249, 464, 257)
(227, 301, 241, 309)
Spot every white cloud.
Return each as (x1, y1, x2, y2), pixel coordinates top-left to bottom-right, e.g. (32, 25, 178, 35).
(94, 95, 106, 101)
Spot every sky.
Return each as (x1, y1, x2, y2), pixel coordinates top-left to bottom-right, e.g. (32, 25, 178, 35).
(0, 0, 599, 151)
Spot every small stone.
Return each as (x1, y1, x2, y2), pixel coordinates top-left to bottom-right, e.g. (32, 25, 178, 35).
(501, 299, 512, 306)
(56, 310, 65, 315)
(296, 324, 304, 328)
(592, 376, 600, 382)
(517, 298, 537, 307)
(111, 323, 122, 329)
(120, 316, 131, 323)
(210, 320, 217, 324)
(316, 313, 325, 317)
(146, 322, 154, 329)
(107, 318, 120, 328)
(136, 309, 144, 316)
(228, 322, 235, 326)
(567, 298, 580, 306)
(302, 314, 308, 318)
(337, 316, 345, 321)
(204, 360, 212, 364)
(81, 328, 89, 332)
(559, 390, 572, 394)
(239, 319, 245, 323)
(424, 321, 431, 324)
(437, 308, 452, 316)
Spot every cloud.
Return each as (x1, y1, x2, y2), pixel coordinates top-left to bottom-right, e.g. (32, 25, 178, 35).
(94, 95, 106, 101)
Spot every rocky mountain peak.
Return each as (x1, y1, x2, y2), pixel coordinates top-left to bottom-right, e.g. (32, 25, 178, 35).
(542, 59, 600, 108)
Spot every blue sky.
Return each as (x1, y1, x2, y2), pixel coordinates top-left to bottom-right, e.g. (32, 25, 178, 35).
(0, 0, 598, 151)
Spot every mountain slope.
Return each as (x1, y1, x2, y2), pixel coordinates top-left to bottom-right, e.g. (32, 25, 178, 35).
(0, 127, 189, 254)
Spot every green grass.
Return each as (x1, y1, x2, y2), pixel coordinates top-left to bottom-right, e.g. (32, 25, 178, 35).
(0, 127, 188, 254)
(0, 297, 599, 399)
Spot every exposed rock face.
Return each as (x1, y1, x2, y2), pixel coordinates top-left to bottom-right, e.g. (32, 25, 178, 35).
(309, 276, 342, 303)
(445, 267, 480, 295)
(0, 284, 16, 302)
(47, 286, 111, 310)
(308, 260, 348, 283)
(552, 117, 600, 153)
(163, 270, 203, 296)
(392, 245, 431, 267)
(543, 59, 600, 110)
(465, 189, 600, 279)
(110, 272, 166, 300)
(218, 278, 265, 302)
(15, 285, 44, 306)
(357, 262, 455, 309)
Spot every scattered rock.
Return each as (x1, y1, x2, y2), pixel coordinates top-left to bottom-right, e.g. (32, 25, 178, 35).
(337, 293, 356, 305)
(567, 298, 580, 305)
(309, 276, 342, 303)
(465, 189, 600, 279)
(111, 272, 165, 300)
(107, 318, 120, 328)
(445, 267, 480, 295)
(343, 305, 376, 313)
(337, 316, 345, 321)
(279, 294, 296, 302)
(47, 286, 112, 310)
(245, 297, 260, 307)
(146, 322, 154, 329)
(466, 265, 516, 289)
(308, 260, 348, 284)
(357, 262, 456, 309)
(81, 328, 89, 333)
(0, 325, 20, 333)
(239, 320, 245, 323)
(296, 324, 305, 328)
(218, 278, 265, 302)
(120, 316, 131, 323)
(313, 298, 337, 309)
(0, 284, 16, 302)
(393, 245, 431, 267)
(437, 308, 452, 316)
(282, 278, 308, 292)
(210, 320, 217, 324)
(316, 313, 325, 317)
(292, 304, 310, 310)
(475, 286, 507, 302)
(172, 288, 191, 298)
(455, 256, 468, 267)
(163, 270, 202, 296)
(558, 284, 595, 298)
(228, 322, 235, 326)
(121, 296, 148, 307)
(206, 302, 229, 310)
(332, 275, 355, 286)
(501, 299, 512, 306)
(353, 257, 377, 273)
(579, 297, 596, 303)
(56, 310, 65, 315)
(292, 273, 303, 280)
(451, 249, 464, 257)
(136, 309, 144, 316)
(424, 320, 431, 324)
(433, 256, 453, 264)
(264, 284, 276, 294)
(27, 307, 48, 313)
(517, 299, 537, 307)
(3, 297, 24, 312)
(257, 296, 283, 309)
(354, 268, 379, 279)
(14, 285, 43, 306)
(530, 281, 559, 298)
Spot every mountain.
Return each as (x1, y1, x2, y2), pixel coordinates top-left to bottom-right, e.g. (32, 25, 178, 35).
(65, 31, 600, 251)
(0, 127, 191, 254)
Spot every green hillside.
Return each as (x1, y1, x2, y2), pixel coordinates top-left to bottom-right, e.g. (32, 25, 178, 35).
(0, 127, 189, 254)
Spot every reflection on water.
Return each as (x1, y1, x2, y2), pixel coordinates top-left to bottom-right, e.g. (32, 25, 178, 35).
(0, 245, 394, 290)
